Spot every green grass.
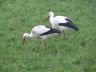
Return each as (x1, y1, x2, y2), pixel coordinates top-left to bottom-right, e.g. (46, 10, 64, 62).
(0, 0, 96, 72)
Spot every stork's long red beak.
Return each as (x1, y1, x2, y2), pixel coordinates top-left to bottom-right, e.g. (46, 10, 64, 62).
(44, 16, 50, 21)
(22, 37, 25, 45)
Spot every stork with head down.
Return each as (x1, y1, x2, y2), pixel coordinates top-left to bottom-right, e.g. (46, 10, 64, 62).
(22, 25, 60, 48)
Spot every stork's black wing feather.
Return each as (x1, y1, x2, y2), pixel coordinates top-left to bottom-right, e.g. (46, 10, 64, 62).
(59, 18, 79, 31)
(40, 28, 60, 36)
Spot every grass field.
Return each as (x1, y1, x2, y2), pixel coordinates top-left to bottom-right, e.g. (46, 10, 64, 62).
(0, 0, 96, 72)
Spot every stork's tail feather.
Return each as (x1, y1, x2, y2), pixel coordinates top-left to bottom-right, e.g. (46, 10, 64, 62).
(65, 18, 79, 31)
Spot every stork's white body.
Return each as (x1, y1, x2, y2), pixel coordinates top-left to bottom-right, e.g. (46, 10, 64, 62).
(50, 16, 67, 24)
(29, 25, 58, 39)
(31, 25, 49, 39)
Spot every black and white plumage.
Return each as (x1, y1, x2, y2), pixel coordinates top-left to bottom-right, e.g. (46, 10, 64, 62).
(47, 12, 79, 32)
(22, 25, 60, 47)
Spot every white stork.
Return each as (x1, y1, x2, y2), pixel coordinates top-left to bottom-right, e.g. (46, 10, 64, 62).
(46, 12, 79, 38)
(22, 25, 60, 48)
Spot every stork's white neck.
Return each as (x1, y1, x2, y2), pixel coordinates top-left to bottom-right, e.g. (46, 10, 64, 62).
(49, 16, 55, 28)
(23, 33, 33, 39)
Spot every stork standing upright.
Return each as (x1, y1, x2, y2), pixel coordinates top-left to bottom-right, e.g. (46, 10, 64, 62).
(46, 12, 79, 38)
(22, 25, 60, 48)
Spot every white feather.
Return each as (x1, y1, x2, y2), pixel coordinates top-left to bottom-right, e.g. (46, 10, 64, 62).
(53, 16, 68, 24)
(31, 25, 50, 37)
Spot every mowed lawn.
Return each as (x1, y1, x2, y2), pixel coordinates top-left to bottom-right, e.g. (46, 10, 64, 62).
(0, 0, 96, 72)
